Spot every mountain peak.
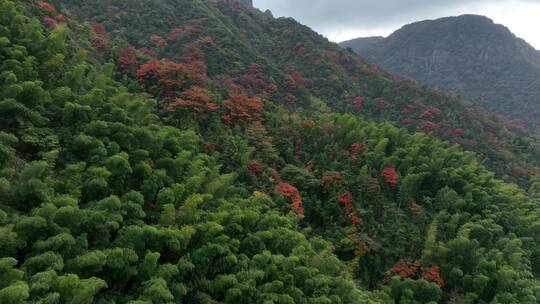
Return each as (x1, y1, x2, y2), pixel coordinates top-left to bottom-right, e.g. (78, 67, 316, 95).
(340, 15, 540, 130)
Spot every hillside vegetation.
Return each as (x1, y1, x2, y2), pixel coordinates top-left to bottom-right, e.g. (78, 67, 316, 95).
(1, 0, 540, 303)
(341, 15, 540, 132)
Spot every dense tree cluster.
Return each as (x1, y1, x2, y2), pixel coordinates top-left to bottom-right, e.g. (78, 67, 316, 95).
(0, 2, 373, 302)
(1, 0, 540, 303)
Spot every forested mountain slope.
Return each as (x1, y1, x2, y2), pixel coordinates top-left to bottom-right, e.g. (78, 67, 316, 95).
(340, 15, 540, 132)
(1, 0, 540, 303)
(340, 36, 384, 52)
(60, 0, 540, 186)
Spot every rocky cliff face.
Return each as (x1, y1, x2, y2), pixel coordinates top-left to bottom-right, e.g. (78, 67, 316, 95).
(341, 15, 540, 131)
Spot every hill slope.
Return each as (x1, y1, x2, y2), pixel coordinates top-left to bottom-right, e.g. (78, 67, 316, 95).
(60, 1, 539, 185)
(340, 14, 540, 131)
(1, 1, 540, 303)
(340, 36, 384, 52)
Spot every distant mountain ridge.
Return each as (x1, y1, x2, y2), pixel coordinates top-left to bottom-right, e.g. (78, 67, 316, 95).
(340, 14, 540, 131)
(340, 36, 384, 50)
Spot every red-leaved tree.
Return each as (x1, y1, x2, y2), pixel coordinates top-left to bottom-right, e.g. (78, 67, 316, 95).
(338, 192, 353, 215)
(118, 44, 137, 71)
(390, 259, 421, 280)
(247, 162, 263, 175)
(43, 16, 58, 28)
(91, 23, 109, 50)
(169, 86, 217, 113)
(149, 34, 167, 49)
(380, 167, 399, 188)
(276, 182, 304, 216)
(422, 266, 445, 288)
(136, 59, 207, 101)
(223, 93, 262, 125)
(37, 1, 56, 14)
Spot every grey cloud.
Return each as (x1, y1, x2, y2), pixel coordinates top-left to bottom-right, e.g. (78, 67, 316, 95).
(253, 0, 534, 33)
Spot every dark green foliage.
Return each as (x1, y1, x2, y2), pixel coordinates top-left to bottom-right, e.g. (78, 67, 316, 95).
(1, 0, 539, 303)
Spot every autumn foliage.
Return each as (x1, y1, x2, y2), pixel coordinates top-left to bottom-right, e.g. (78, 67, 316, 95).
(37, 1, 65, 28)
(389, 260, 444, 288)
(223, 93, 262, 125)
(420, 120, 439, 132)
(118, 44, 137, 70)
(169, 86, 217, 113)
(240, 63, 277, 98)
(351, 142, 362, 161)
(351, 215, 362, 229)
(43, 16, 58, 28)
(422, 106, 441, 118)
(276, 182, 304, 216)
(136, 59, 207, 100)
(37, 1, 56, 14)
(149, 34, 167, 48)
(423, 266, 445, 288)
(380, 167, 399, 188)
(285, 70, 307, 92)
(91, 23, 109, 50)
(338, 192, 353, 215)
(247, 162, 263, 174)
(390, 259, 422, 279)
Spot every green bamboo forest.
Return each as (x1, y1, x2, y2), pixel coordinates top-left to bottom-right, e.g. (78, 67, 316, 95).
(1, 0, 540, 303)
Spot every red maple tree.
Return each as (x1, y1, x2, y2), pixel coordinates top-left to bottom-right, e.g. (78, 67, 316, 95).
(37, 1, 56, 14)
(350, 142, 362, 161)
(422, 266, 445, 288)
(91, 23, 109, 50)
(390, 259, 421, 279)
(137, 59, 207, 100)
(240, 63, 276, 97)
(223, 93, 262, 125)
(421, 106, 441, 118)
(247, 162, 263, 175)
(43, 16, 58, 28)
(169, 86, 217, 113)
(380, 167, 399, 188)
(149, 34, 167, 48)
(338, 192, 354, 215)
(351, 215, 362, 229)
(118, 44, 137, 71)
(419, 120, 439, 132)
(276, 182, 304, 216)
(137, 60, 186, 99)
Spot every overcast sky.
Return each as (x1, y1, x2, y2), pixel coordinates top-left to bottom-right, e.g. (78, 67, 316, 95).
(253, 0, 540, 49)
